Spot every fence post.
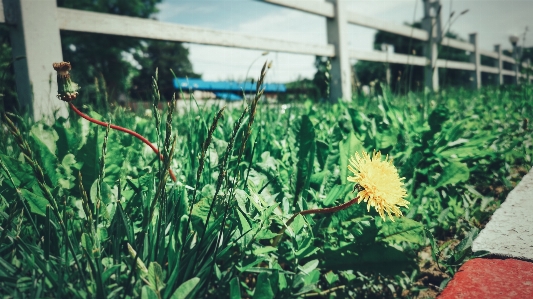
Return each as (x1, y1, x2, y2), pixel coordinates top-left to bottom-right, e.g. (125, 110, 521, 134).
(469, 33, 480, 89)
(3, 0, 67, 121)
(422, 0, 441, 91)
(526, 58, 531, 83)
(494, 44, 503, 85)
(512, 44, 520, 85)
(326, 0, 352, 102)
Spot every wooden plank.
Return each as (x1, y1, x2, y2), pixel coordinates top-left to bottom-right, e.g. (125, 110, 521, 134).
(502, 69, 516, 76)
(479, 49, 499, 59)
(441, 37, 475, 52)
(350, 50, 427, 66)
(436, 59, 475, 71)
(56, 8, 335, 57)
(347, 12, 428, 41)
(501, 56, 515, 63)
(480, 65, 499, 74)
(262, 0, 334, 17)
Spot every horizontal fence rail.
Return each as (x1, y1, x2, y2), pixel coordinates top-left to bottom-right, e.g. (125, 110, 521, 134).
(56, 8, 335, 57)
(0, 0, 531, 121)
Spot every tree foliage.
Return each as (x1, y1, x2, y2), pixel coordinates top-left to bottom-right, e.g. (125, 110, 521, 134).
(58, 0, 199, 103)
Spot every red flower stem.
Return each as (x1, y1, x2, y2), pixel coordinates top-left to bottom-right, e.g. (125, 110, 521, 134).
(273, 196, 360, 246)
(69, 102, 177, 182)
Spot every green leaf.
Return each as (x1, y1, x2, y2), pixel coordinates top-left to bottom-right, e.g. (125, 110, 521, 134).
(19, 189, 48, 216)
(170, 277, 200, 299)
(77, 126, 103, 192)
(30, 124, 59, 186)
(303, 269, 320, 286)
(229, 277, 241, 299)
(376, 218, 425, 245)
(0, 154, 35, 188)
(339, 132, 364, 184)
(294, 114, 316, 204)
(148, 262, 165, 292)
(435, 161, 470, 188)
(289, 214, 305, 235)
(299, 259, 319, 275)
(90, 178, 115, 206)
(141, 285, 158, 299)
(80, 233, 94, 258)
(252, 272, 274, 299)
(253, 246, 277, 255)
(325, 272, 339, 285)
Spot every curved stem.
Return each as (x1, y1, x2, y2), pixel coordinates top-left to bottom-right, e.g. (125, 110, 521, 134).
(69, 102, 177, 182)
(273, 196, 360, 246)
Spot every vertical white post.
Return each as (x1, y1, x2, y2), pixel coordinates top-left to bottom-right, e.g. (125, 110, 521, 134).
(469, 33, 480, 89)
(382, 44, 392, 86)
(494, 44, 503, 85)
(326, 0, 352, 102)
(526, 58, 531, 83)
(512, 44, 520, 85)
(422, 0, 441, 91)
(3, 0, 67, 121)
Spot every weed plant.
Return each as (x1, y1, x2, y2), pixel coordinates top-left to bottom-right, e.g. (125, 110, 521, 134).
(0, 70, 532, 298)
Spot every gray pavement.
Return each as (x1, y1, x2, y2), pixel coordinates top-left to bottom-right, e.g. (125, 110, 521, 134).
(472, 167, 533, 261)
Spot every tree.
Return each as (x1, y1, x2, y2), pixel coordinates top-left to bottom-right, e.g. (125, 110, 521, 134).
(58, 0, 198, 103)
(131, 41, 200, 101)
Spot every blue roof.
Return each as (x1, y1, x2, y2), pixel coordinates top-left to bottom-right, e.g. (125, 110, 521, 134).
(174, 78, 286, 93)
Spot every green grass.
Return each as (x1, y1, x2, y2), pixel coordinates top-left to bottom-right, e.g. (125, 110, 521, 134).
(0, 80, 532, 298)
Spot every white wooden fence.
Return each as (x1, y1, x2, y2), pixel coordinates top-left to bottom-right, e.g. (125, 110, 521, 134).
(0, 0, 531, 121)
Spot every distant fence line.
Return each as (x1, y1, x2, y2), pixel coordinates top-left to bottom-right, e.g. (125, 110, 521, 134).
(0, 0, 531, 120)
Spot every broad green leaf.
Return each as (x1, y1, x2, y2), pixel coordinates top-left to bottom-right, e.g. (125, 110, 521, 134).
(170, 277, 200, 299)
(299, 259, 319, 275)
(435, 161, 470, 188)
(289, 214, 305, 235)
(0, 154, 35, 188)
(325, 272, 339, 285)
(339, 132, 364, 184)
(252, 272, 274, 299)
(255, 229, 278, 240)
(229, 277, 241, 299)
(77, 126, 103, 192)
(148, 262, 165, 292)
(90, 178, 115, 206)
(19, 189, 48, 216)
(376, 218, 425, 245)
(30, 125, 59, 186)
(30, 124, 58, 156)
(80, 233, 94, 258)
(253, 246, 277, 255)
(294, 114, 316, 204)
(303, 269, 320, 286)
(141, 285, 158, 299)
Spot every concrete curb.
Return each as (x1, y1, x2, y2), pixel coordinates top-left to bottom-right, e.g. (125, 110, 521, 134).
(438, 167, 533, 298)
(472, 166, 533, 261)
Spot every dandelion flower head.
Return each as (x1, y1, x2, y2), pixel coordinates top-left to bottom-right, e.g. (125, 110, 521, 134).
(347, 150, 409, 221)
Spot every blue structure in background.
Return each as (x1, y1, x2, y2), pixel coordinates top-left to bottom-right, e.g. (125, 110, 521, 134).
(174, 78, 286, 101)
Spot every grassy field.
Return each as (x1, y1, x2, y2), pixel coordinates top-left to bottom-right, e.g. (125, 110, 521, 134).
(0, 77, 532, 298)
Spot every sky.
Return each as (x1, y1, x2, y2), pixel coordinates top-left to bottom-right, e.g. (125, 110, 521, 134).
(155, 0, 533, 83)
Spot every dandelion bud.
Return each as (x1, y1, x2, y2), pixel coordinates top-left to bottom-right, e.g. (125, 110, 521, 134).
(53, 62, 80, 102)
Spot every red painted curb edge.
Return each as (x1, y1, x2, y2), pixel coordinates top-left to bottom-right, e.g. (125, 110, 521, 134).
(438, 258, 533, 299)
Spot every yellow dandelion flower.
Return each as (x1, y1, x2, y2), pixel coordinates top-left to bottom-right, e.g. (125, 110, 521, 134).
(347, 150, 409, 221)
